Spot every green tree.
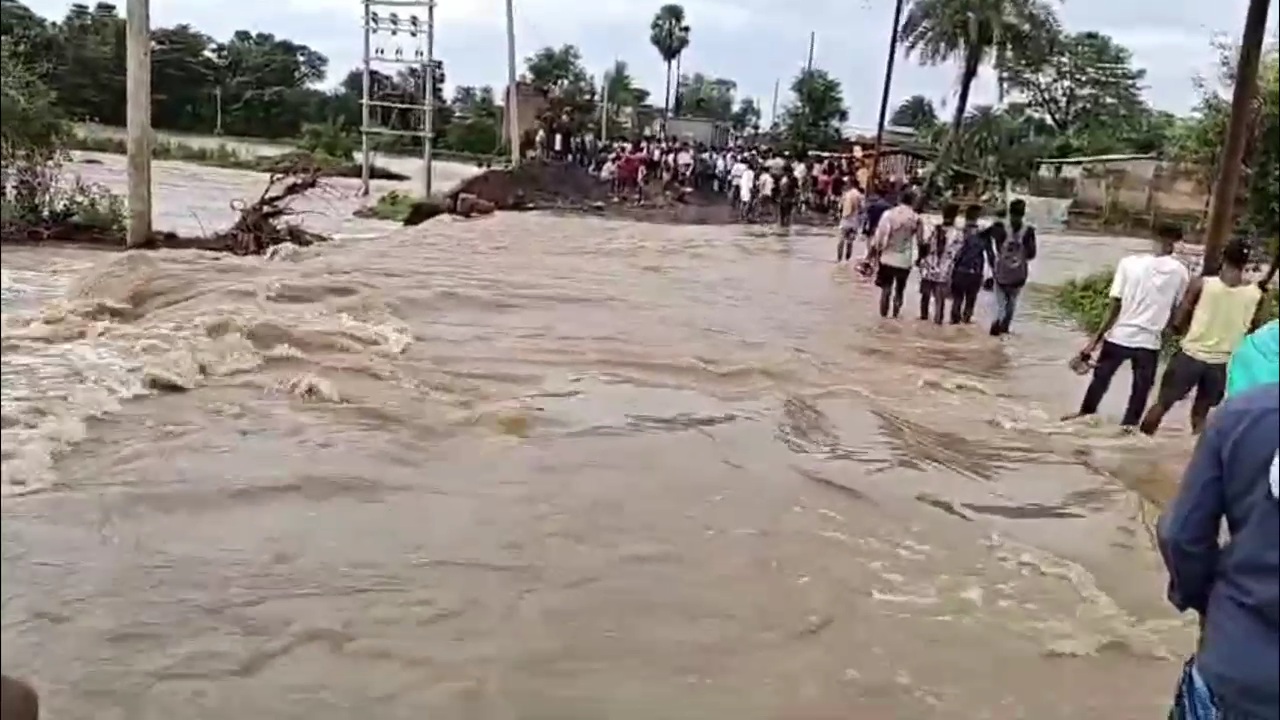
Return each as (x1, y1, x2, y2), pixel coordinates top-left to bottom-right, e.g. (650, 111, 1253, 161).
(730, 97, 762, 133)
(899, 0, 1059, 175)
(890, 94, 938, 131)
(677, 72, 735, 121)
(649, 3, 690, 133)
(1001, 29, 1155, 155)
(522, 44, 597, 131)
(782, 68, 848, 152)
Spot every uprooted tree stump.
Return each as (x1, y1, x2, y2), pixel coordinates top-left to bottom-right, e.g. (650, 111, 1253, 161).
(0, 160, 331, 255)
(208, 162, 329, 254)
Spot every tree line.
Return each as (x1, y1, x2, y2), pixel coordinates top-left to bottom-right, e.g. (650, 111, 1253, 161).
(2, 0, 1274, 237)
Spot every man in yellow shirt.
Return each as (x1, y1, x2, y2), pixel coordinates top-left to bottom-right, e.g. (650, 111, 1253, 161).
(1139, 239, 1267, 435)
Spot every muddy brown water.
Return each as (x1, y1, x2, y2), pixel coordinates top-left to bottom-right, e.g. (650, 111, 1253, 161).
(2, 155, 1201, 718)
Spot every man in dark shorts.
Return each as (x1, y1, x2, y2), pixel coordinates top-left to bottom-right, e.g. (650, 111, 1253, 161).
(1139, 239, 1267, 435)
(869, 189, 921, 319)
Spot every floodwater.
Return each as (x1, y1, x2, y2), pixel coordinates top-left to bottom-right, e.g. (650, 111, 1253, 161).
(2, 155, 1199, 719)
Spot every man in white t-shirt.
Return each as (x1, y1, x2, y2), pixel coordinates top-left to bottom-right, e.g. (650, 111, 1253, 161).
(1063, 236, 1190, 428)
(738, 163, 757, 221)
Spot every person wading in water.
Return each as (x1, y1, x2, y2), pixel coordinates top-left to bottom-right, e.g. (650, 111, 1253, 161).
(948, 204, 993, 324)
(917, 202, 960, 324)
(1062, 233, 1190, 430)
(982, 199, 1037, 336)
(869, 188, 921, 319)
(836, 179, 864, 262)
(1139, 239, 1267, 436)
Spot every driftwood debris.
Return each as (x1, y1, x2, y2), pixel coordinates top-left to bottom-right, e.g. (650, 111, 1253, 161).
(213, 162, 328, 254)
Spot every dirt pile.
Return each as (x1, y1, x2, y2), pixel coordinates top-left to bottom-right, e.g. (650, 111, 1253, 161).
(440, 160, 831, 226)
(1, 163, 330, 255)
(445, 160, 610, 211)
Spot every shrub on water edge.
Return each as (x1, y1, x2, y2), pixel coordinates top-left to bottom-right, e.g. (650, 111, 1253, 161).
(1, 43, 125, 235)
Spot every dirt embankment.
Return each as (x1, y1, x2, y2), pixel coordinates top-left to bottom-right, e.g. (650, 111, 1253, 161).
(440, 160, 833, 226)
(1, 165, 329, 255)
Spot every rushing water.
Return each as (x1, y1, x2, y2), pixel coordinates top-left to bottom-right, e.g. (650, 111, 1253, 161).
(2, 155, 1200, 718)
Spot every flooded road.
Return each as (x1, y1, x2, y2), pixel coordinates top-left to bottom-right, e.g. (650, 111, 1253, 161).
(2, 156, 1197, 718)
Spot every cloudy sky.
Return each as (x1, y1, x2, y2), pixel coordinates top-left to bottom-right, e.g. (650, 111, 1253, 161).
(27, 0, 1275, 126)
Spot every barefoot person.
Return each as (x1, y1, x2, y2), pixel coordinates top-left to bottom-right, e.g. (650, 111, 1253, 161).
(1063, 234, 1190, 429)
(870, 189, 921, 319)
(1159, 381, 1278, 720)
(1139, 239, 1267, 435)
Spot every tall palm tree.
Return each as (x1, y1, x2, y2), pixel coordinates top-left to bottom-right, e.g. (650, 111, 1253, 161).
(649, 3, 690, 135)
(899, 0, 1059, 174)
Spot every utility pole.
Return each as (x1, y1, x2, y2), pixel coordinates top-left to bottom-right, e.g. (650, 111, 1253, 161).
(868, 0, 906, 194)
(124, 0, 151, 248)
(600, 66, 610, 141)
(1201, 0, 1273, 276)
(423, 0, 435, 197)
(805, 31, 815, 73)
(770, 78, 780, 129)
(358, 0, 436, 198)
(505, 0, 521, 167)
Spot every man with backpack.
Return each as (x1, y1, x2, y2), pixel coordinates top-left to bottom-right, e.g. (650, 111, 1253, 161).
(981, 199, 1038, 336)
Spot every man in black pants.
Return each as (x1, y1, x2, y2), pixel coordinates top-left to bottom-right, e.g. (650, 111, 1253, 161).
(869, 189, 921, 319)
(1062, 235, 1191, 429)
(948, 204, 993, 324)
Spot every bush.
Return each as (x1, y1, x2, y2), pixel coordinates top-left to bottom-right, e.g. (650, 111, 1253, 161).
(0, 43, 124, 234)
(296, 119, 359, 163)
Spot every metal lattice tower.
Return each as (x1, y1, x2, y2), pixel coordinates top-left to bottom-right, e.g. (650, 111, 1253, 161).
(360, 0, 436, 198)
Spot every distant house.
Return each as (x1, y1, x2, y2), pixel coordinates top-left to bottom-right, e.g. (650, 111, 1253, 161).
(1031, 153, 1212, 233)
(648, 115, 731, 146)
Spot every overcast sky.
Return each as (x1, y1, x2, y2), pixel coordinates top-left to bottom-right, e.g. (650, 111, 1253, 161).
(26, 0, 1276, 126)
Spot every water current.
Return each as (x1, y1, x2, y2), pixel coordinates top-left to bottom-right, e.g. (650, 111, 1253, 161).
(2, 153, 1201, 718)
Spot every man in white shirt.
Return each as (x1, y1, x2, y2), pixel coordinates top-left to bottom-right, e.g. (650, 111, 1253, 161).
(869, 189, 922, 318)
(729, 158, 747, 205)
(1063, 236, 1191, 428)
(738, 163, 757, 221)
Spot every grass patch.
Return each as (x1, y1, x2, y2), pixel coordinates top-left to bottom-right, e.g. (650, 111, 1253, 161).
(67, 134, 410, 181)
(358, 190, 418, 222)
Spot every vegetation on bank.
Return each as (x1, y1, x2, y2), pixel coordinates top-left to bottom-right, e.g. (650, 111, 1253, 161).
(357, 191, 421, 222)
(1053, 270, 1280, 353)
(1, 41, 124, 235)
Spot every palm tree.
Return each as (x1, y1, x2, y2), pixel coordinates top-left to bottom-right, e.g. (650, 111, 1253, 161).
(649, 3, 690, 136)
(899, 0, 1059, 174)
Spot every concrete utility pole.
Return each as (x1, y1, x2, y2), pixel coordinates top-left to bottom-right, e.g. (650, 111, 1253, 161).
(1201, 0, 1274, 276)
(505, 0, 521, 167)
(770, 78, 780, 128)
(359, 0, 436, 198)
(423, 0, 435, 197)
(125, 0, 152, 248)
(805, 31, 815, 73)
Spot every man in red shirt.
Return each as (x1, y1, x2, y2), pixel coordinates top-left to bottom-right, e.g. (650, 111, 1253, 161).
(616, 148, 644, 204)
